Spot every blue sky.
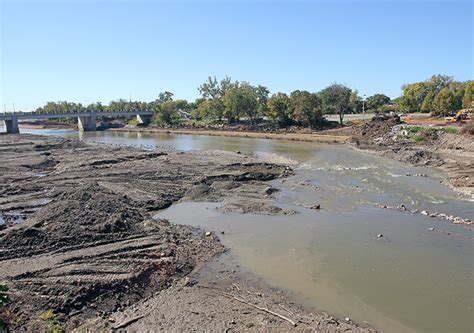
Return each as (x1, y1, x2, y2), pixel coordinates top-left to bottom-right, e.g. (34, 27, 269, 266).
(1, 0, 472, 111)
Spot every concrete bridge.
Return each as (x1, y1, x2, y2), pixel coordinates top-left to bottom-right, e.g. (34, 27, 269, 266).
(0, 110, 154, 134)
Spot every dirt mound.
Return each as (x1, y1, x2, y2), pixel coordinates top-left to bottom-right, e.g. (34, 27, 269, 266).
(354, 114, 401, 144)
(0, 182, 224, 330)
(0, 183, 148, 259)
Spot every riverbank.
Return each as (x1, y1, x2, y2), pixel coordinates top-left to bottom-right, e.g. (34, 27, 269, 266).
(0, 134, 375, 332)
(344, 116, 474, 198)
(110, 126, 352, 143)
(109, 118, 474, 198)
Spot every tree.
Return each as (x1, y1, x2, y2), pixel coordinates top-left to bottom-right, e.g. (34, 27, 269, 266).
(268, 92, 292, 125)
(153, 101, 180, 124)
(223, 82, 259, 124)
(399, 82, 430, 113)
(255, 85, 270, 117)
(290, 90, 322, 127)
(365, 94, 391, 112)
(349, 90, 363, 114)
(432, 87, 455, 116)
(198, 76, 233, 121)
(319, 84, 352, 124)
(420, 91, 436, 113)
(157, 91, 174, 103)
(462, 80, 474, 108)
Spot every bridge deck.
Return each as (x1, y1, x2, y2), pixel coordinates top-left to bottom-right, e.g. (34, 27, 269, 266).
(0, 111, 154, 121)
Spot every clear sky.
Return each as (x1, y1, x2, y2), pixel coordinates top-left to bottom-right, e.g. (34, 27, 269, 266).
(1, 0, 472, 111)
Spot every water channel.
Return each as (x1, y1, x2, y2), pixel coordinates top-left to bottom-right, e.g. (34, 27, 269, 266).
(17, 128, 474, 332)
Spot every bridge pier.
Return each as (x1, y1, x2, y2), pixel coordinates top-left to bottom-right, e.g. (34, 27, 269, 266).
(3, 116, 19, 134)
(77, 112, 96, 132)
(136, 114, 152, 125)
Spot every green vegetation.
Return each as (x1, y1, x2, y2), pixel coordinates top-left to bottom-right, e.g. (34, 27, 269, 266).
(39, 310, 62, 333)
(398, 75, 473, 115)
(401, 125, 459, 142)
(0, 282, 8, 307)
(31, 74, 470, 129)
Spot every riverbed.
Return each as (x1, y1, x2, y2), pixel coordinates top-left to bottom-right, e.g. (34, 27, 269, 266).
(18, 128, 474, 332)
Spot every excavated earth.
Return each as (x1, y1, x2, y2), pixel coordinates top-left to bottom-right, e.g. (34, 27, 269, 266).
(0, 134, 375, 332)
(347, 116, 474, 198)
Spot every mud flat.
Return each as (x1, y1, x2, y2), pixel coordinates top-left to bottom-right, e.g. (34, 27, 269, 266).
(111, 126, 351, 143)
(0, 134, 374, 332)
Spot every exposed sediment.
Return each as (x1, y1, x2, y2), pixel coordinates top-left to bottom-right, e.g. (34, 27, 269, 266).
(0, 134, 374, 332)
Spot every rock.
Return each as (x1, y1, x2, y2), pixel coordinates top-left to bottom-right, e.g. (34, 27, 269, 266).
(205, 231, 211, 237)
(377, 234, 383, 238)
(310, 204, 321, 210)
(405, 173, 411, 176)
(398, 204, 407, 210)
(344, 317, 351, 322)
(428, 227, 435, 231)
(421, 210, 428, 215)
(235, 150, 242, 154)
(220, 231, 225, 235)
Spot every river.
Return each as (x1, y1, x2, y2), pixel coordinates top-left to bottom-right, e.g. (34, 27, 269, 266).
(17, 128, 474, 332)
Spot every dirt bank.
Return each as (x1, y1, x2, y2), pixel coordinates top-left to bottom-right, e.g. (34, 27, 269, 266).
(346, 115, 474, 198)
(0, 134, 374, 332)
(110, 127, 351, 143)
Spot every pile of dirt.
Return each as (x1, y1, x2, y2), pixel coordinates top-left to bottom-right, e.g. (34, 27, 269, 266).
(0, 182, 224, 331)
(0, 183, 148, 259)
(352, 114, 401, 145)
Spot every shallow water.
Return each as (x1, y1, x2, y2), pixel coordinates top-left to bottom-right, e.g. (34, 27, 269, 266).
(21, 128, 474, 332)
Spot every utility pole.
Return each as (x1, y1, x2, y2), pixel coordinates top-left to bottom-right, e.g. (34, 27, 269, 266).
(362, 94, 366, 120)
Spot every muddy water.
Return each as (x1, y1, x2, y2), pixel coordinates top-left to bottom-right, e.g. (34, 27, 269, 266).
(22, 128, 474, 332)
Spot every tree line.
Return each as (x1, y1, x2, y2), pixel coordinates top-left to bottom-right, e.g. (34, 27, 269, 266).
(33, 74, 473, 127)
(34, 78, 393, 127)
(397, 75, 473, 116)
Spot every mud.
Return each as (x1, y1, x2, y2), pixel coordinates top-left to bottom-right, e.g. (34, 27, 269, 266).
(348, 116, 474, 198)
(0, 134, 373, 331)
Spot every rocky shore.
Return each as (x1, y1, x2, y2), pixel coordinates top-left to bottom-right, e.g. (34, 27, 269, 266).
(0, 134, 375, 332)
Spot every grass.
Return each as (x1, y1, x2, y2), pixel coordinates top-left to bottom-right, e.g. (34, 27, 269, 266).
(39, 310, 63, 333)
(127, 118, 140, 126)
(400, 125, 459, 143)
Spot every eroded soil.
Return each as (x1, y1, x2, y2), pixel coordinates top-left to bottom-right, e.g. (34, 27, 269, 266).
(0, 134, 374, 332)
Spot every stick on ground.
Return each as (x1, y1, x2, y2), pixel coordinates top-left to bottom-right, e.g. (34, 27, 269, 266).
(220, 292, 297, 327)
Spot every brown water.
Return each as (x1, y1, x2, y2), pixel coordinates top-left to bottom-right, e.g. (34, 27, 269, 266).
(23, 128, 474, 332)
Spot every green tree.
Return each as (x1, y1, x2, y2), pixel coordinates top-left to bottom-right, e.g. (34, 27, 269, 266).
(157, 91, 174, 103)
(366, 94, 391, 112)
(399, 82, 430, 113)
(462, 80, 474, 108)
(153, 101, 180, 124)
(319, 84, 352, 124)
(268, 92, 292, 125)
(223, 82, 259, 124)
(349, 90, 363, 114)
(290, 90, 322, 127)
(432, 87, 455, 116)
(198, 76, 233, 121)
